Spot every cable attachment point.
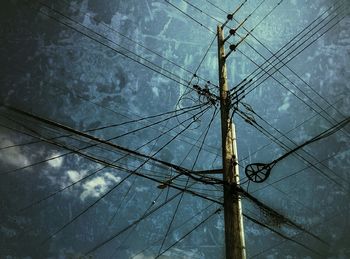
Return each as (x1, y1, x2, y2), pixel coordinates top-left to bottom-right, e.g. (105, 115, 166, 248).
(157, 179, 172, 189)
(224, 44, 237, 59)
(192, 84, 217, 105)
(242, 113, 256, 125)
(229, 44, 237, 51)
(241, 102, 255, 113)
(229, 28, 236, 36)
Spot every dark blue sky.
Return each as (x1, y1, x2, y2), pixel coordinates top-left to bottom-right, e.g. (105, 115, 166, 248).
(0, 0, 349, 258)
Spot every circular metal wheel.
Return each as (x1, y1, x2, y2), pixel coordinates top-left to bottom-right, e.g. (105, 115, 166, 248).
(245, 163, 272, 183)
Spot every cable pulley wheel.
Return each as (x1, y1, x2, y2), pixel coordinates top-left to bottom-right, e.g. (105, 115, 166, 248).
(245, 163, 272, 183)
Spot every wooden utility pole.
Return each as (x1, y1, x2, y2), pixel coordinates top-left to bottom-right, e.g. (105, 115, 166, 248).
(217, 25, 246, 259)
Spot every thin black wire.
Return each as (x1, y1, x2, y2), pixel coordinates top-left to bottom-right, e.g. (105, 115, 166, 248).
(206, 0, 232, 15)
(249, 204, 350, 258)
(0, 56, 221, 156)
(249, 109, 350, 186)
(0, 116, 186, 187)
(85, 180, 216, 255)
(114, 109, 219, 257)
(156, 207, 221, 258)
(163, 0, 216, 34)
(155, 175, 191, 257)
(156, 108, 218, 257)
(252, 150, 347, 195)
(237, 185, 326, 244)
(131, 202, 216, 258)
(16, 106, 207, 213)
(244, 209, 321, 256)
(180, 0, 224, 24)
(26, 105, 220, 184)
(236, 109, 346, 189)
(228, 0, 269, 44)
(54, 0, 214, 86)
(6, 108, 316, 256)
(238, 96, 345, 164)
(107, 189, 166, 259)
(228, 0, 348, 123)
(40, 107, 211, 245)
(162, 108, 220, 187)
(0, 107, 223, 191)
(160, 110, 221, 197)
(233, 5, 347, 101)
(0, 104, 204, 176)
(231, 12, 347, 128)
(104, 105, 179, 230)
(0, 103, 203, 151)
(37, 2, 192, 89)
(231, 0, 344, 92)
(1, 104, 222, 184)
(105, 114, 180, 259)
(175, 34, 218, 127)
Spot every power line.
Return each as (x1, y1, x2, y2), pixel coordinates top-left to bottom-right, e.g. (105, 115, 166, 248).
(232, 3, 346, 99)
(236, 109, 347, 189)
(39, 106, 213, 245)
(156, 108, 218, 256)
(5, 106, 325, 256)
(107, 188, 166, 259)
(252, 147, 349, 195)
(37, 2, 193, 90)
(0, 57, 221, 156)
(243, 210, 320, 256)
(241, 106, 350, 186)
(156, 207, 221, 258)
(226, 0, 348, 124)
(55, 0, 216, 87)
(131, 202, 216, 258)
(163, 0, 216, 34)
(1, 104, 222, 184)
(16, 107, 211, 213)
(231, 11, 345, 115)
(230, 0, 344, 91)
(238, 96, 345, 164)
(0, 103, 203, 150)
(249, 204, 350, 258)
(85, 183, 214, 255)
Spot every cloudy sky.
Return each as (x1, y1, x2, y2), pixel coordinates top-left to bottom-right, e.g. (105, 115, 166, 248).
(0, 0, 349, 258)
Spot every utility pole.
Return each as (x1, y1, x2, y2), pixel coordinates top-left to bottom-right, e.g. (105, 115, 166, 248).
(217, 25, 246, 259)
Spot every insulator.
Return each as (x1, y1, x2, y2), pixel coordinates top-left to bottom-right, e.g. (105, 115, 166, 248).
(229, 28, 236, 35)
(229, 44, 237, 51)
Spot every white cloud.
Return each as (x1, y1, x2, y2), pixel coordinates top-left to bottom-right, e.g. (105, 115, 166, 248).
(67, 170, 81, 182)
(278, 95, 291, 112)
(80, 172, 121, 201)
(47, 153, 64, 168)
(152, 86, 159, 97)
(0, 138, 29, 168)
